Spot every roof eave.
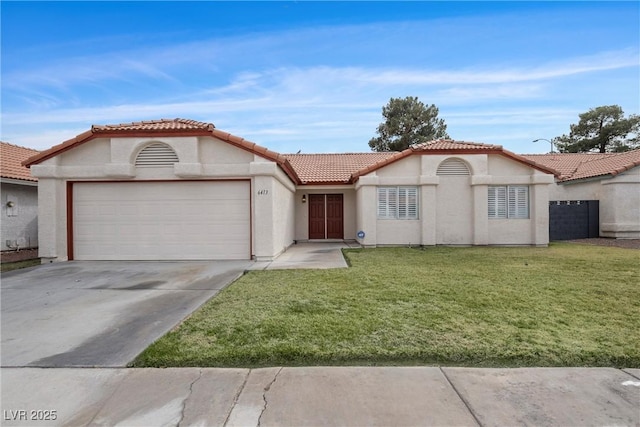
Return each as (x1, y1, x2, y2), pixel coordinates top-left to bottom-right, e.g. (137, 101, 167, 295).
(23, 124, 301, 185)
(297, 180, 353, 186)
(1, 177, 38, 186)
(498, 149, 561, 177)
(558, 174, 612, 185)
(351, 149, 412, 180)
(351, 146, 560, 180)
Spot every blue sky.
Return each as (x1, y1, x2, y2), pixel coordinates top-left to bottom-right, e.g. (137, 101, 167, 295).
(1, 1, 638, 154)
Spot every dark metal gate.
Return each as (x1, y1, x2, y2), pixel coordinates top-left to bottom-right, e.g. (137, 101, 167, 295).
(549, 200, 599, 240)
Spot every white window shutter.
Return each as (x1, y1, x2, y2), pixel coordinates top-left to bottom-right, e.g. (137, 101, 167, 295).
(388, 187, 398, 219)
(488, 186, 507, 218)
(508, 186, 529, 218)
(400, 187, 418, 219)
(398, 187, 408, 219)
(377, 188, 388, 218)
(378, 186, 417, 220)
(488, 187, 496, 218)
(378, 187, 398, 219)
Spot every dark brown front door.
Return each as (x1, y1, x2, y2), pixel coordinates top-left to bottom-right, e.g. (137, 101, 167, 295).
(308, 194, 343, 239)
(309, 194, 326, 239)
(326, 194, 344, 239)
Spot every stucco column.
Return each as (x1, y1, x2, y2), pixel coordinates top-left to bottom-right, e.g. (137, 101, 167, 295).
(420, 184, 437, 245)
(355, 181, 377, 247)
(530, 183, 550, 246)
(472, 185, 489, 245)
(601, 173, 640, 238)
(252, 175, 276, 261)
(35, 178, 68, 262)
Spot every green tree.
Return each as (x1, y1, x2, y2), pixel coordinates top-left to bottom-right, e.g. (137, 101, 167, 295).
(555, 105, 640, 153)
(369, 96, 449, 152)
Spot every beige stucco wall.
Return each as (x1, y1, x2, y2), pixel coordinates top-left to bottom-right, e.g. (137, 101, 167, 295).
(436, 176, 473, 244)
(548, 180, 601, 201)
(253, 169, 295, 260)
(600, 168, 640, 238)
(31, 135, 296, 262)
(1, 182, 38, 251)
(355, 153, 553, 247)
(374, 155, 425, 246)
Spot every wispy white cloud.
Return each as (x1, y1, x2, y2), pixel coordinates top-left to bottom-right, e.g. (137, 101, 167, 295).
(348, 49, 639, 86)
(2, 5, 638, 155)
(4, 47, 636, 129)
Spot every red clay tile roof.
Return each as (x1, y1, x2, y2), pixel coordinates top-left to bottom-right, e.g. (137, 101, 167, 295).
(24, 118, 301, 184)
(23, 121, 563, 185)
(92, 118, 214, 132)
(352, 140, 558, 180)
(286, 140, 548, 184)
(412, 139, 503, 151)
(284, 153, 395, 184)
(1, 142, 39, 182)
(521, 150, 640, 182)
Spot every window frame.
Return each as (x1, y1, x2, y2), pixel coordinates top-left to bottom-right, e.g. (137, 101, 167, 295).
(377, 186, 419, 220)
(488, 185, 529, 219)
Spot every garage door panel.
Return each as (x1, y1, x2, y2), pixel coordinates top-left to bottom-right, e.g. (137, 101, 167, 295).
(73, 181, 250, 260)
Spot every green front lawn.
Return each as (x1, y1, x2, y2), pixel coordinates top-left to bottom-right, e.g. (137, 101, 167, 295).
(1, 258, 41, 272)
(133, 244, 640, 368)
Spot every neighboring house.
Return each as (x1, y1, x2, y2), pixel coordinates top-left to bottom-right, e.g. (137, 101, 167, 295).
(522, 150, 640, 239)
(1, 141, 40, 253)
(24, 118, 558, 262)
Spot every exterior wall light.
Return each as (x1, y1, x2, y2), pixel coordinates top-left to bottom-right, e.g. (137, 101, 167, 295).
(302, 194, 307, 203)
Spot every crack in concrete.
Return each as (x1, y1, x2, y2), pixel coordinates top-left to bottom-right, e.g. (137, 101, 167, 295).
(177, 368, 203, 427)
(440, 367, 483, 427)
(257, 367, 283, 427)
(622, 368, 640, 381)
(223, 369, 251, 427)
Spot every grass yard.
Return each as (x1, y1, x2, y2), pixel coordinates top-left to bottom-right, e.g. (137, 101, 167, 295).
(0, 258, 41, 272)
(133, 243, 640, 368)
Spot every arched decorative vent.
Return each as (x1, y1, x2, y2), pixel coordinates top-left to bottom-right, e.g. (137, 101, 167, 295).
(135, 143, 179, 167)
(436, 158, 470, 176)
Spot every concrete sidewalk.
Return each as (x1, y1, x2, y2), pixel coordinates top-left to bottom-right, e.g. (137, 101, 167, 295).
(2, 367, 639, 426)
(250, 241, 359, 270)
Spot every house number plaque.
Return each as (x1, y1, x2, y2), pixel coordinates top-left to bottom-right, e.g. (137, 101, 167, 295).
(257, 189, 269, 195)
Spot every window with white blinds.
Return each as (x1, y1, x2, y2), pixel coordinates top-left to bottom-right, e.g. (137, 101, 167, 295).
(508, 186, 529, 218)
(488, 186, 507, 218)
(488, 186, 529, 219)
(377, 187, 418, 220)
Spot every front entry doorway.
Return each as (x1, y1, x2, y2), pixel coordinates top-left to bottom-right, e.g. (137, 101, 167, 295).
(309, 194, 344, 239)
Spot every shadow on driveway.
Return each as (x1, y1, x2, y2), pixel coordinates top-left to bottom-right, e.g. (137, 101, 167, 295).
(1, 260, 252, 367)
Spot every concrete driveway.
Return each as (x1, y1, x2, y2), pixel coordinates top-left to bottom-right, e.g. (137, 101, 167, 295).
(1, 260, 252, 367)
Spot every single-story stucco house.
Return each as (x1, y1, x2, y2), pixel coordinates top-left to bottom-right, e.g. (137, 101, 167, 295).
(24, 118, 562, 262)
(522, 150, 640, 239)
(1, 141, 39, 257)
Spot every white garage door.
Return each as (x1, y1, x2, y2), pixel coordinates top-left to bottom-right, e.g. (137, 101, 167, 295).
(73, 181, 250, 260)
